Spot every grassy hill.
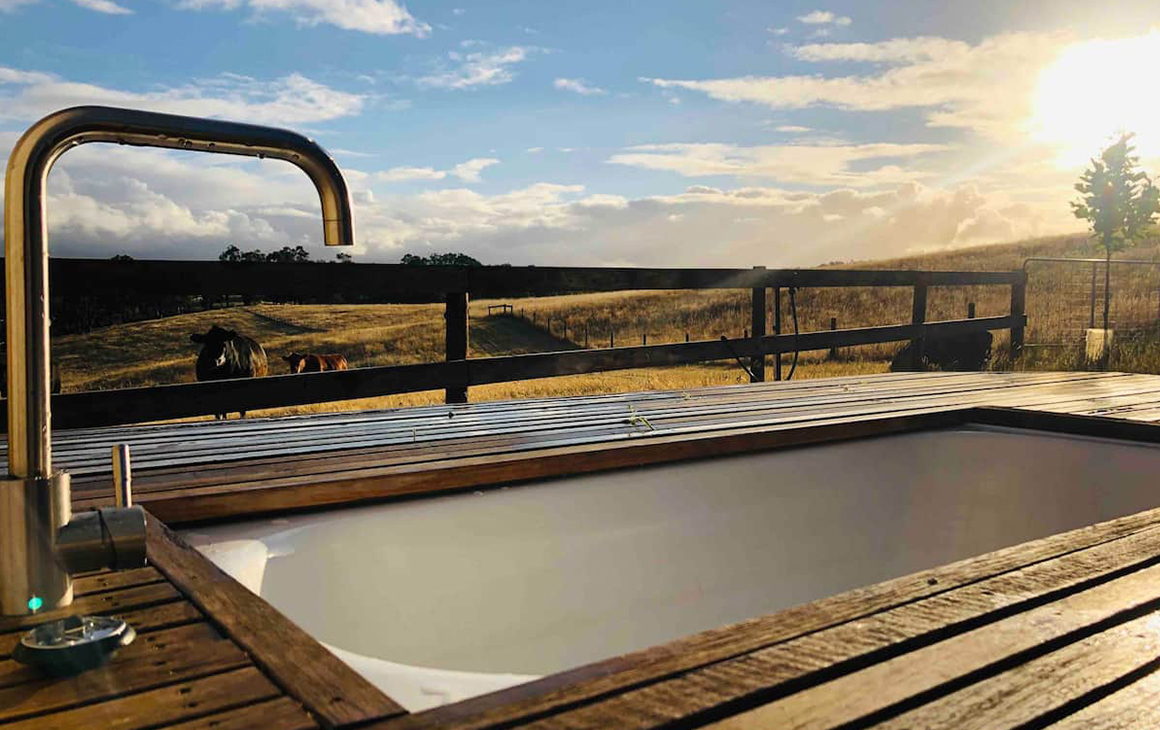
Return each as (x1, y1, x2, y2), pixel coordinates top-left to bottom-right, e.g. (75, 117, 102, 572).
(50, 231, 1160, 417)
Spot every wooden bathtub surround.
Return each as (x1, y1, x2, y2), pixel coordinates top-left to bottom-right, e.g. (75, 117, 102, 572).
(0, 512, 402, 730)
(145, 518, 406, 727)
(7, 372, 1160, 727)
(40, 370, 1160, 525)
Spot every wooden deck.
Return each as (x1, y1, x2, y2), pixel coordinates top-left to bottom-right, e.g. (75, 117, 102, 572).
(23, 369, 1160, 524)
(6, 370, 1160, 728)
(0, 519, 404, 730)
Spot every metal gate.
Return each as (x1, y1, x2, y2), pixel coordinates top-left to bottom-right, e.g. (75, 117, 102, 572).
(1023, 257, 1160, 348)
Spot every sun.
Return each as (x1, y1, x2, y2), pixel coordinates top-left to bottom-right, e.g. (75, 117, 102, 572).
(1031, 30, 1160, 168)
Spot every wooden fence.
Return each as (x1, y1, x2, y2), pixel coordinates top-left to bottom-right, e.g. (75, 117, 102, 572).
(4, 259, 1027, 430)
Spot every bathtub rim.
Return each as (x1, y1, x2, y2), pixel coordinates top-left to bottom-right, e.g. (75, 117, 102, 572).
(159, 404, 1160, 721)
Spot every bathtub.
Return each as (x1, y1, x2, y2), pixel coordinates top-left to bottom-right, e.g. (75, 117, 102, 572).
(183, 424, 1160, 711)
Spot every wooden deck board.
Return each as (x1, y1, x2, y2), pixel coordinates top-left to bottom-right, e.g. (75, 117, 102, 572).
(9, 372, 1160, 728)
(47, 371, 1160, 523)
(0, 515, 377, 730)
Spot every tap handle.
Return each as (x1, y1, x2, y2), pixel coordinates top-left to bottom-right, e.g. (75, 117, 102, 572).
(112, 444, 132, 508)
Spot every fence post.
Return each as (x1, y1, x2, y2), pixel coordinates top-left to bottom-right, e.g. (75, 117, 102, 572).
(910, 274, 929, 370)
(1011, 270, 1027, 360)
(643, 333, 647, 346)
(585, 323, 589, 348)
(610, 329, 615, 348)
(445, 291, 469, 404)
(828, 317, 838, 360)
(750, 277, 766, 383)
(773, 286, 782, 381)
(968, 302, 976, 319)
(1090, 262, 1097, 329)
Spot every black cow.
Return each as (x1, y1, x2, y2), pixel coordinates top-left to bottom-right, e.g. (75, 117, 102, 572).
(890, 331, 993, 372)
(190, 325, 268, 419)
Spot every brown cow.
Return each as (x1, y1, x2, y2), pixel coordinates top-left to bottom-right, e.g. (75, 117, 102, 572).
(282, 352, 349, 374)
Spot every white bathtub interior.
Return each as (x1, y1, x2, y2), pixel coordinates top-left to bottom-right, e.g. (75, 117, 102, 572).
(183, 425, 1160, 712)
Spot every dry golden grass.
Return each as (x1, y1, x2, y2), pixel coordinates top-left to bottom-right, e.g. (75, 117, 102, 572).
(50, 230, 1160, 419)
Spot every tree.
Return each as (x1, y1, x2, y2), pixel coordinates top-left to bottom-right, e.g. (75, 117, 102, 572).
(218, 244, 265, 263)
(219, 244, 311, 263)
(400, 252, 482, 267)
(335, 252, 353, 264)
(1072, 133, 1160, 345)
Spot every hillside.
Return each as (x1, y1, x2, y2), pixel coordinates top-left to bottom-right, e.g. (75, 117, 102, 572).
(50, 231, 1160, 417)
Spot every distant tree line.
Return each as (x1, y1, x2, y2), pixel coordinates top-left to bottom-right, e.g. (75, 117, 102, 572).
(28, 248, 490, 336)
(218, 244, 352, 264)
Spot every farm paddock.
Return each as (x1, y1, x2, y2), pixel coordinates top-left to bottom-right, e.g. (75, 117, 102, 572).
(7, 371, 1160, 728)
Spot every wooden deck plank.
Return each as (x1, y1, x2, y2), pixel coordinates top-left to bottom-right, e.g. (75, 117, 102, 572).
(66, 373, 1133, 495)
(0, 624, 250, 722)
(692, 557, 1160, 730)
(46, 372, 1132, 478)
(0, 621, 222, 690)
(72, 567, 166, 596)
(0, 599, 203, 660)
(866, 610, 1160, 730)
(0, 582, 182, 634)
(145, 517, 406, 727)
(2, 666, 281, 730)
(1046, 669, 1160, 729)
(51, 373, 1059, 476)
(376, 505, 1160, 730)
(67, 374, 1157, 510)
(154, 696, 319, 730)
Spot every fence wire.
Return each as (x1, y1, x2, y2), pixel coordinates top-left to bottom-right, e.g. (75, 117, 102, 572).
(1024, 258, 1160, 347)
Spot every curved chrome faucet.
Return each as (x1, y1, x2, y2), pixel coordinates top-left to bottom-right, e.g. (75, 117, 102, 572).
(1, 106, 355, 615)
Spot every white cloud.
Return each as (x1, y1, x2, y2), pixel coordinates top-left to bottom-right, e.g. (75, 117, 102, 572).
(374, 157, 498, 183)
(790, 36, 968, 62)
(417, 46, 535, 89)
(2, 0, 132, 11)
(178, 0, 430, 36)
(451, 158, 498, 182)
(69, 0, 131, 13)
(0, 67, 365, 124)
(353, 180, 1069, 267)
(377, 166, 446, 182)
(526, 147, 543, 154)
(797, 10, 851, 26)
(553, 77, 606, 96)
(774, 125, 811, 133)
(768, 27, 789, 36)
(0, 131, 1072, 267)
(644, 32, 1068, 138)
(608, 142, 946, 187)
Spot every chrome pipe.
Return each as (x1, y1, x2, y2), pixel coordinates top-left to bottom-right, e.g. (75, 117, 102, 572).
(2, 105, 355, 615)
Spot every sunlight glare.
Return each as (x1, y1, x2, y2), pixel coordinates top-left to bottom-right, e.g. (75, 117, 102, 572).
(1032, 30, 1160, 168)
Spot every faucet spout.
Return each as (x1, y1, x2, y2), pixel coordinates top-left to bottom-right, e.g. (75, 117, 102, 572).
(2, 106, 356, 615)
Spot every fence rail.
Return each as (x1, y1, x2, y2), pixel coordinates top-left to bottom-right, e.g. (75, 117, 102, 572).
(2, 259, 1027, 430)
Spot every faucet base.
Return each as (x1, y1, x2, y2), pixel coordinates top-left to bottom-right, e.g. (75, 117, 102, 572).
(0, 472, 71, 616)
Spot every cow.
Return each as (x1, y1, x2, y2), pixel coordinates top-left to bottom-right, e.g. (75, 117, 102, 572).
(190, 325, 268, 419)
(890, 331, 993, 372)
(282, 352, 349, 374)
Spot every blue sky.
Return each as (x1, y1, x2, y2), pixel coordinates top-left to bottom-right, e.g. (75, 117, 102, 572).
(2, 0, 1160, 266)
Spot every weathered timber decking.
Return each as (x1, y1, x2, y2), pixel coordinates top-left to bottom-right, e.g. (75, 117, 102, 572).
(7, 371, 1160, 729)
(0, 518, 404, 729)
(17, 369, 1160, 524)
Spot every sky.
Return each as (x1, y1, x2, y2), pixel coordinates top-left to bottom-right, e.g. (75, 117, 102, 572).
(2, 0, 1160, 267)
